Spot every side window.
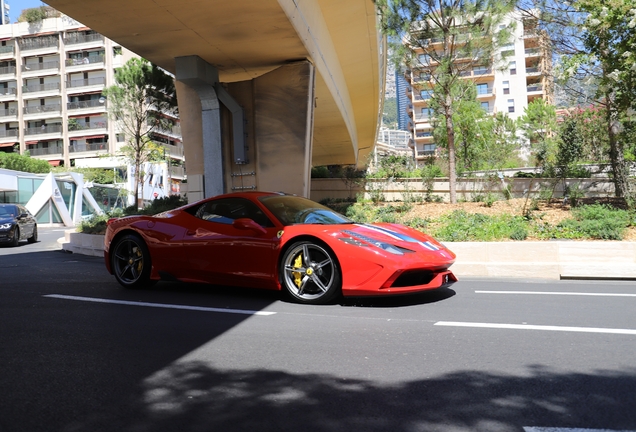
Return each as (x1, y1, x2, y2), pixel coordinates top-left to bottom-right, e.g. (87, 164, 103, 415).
(194, 198, 274, 227)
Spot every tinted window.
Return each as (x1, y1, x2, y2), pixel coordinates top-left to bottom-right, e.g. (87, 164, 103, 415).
(191, 198, 274, 227)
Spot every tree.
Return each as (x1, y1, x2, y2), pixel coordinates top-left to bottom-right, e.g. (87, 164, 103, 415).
(520, 0, 636, 201)
(376, 0, 516, 202)
(103, 58, 177, 208)
(383, 97, 399, 128)
(517, 98, 559, 172)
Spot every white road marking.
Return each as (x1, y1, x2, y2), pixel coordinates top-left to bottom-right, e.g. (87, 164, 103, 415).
(435, 321, 636, 335)
(524, 428, 636, 432)
(44, 294, 276, 316)
(476, 290, 636, 297)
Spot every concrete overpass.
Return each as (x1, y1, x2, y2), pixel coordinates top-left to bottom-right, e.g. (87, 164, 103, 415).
(44, 0, 385, 200)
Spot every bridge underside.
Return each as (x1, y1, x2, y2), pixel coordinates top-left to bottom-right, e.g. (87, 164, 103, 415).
(45, 0, 383, 198)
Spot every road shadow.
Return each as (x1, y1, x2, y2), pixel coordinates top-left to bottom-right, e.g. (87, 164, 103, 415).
(56, 363, 636, 432)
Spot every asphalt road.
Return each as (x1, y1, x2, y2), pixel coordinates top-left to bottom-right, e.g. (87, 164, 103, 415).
(1, 227, 635, 432)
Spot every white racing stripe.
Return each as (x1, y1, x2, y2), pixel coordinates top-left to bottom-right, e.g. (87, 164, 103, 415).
(476, 290, 636, 297)
(435, 321, 636, 335)
(44, 294, 276, 316)
(524, 428, 636, 432)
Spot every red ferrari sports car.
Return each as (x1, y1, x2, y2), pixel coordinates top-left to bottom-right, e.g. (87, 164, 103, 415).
(104, 191, 457, 304)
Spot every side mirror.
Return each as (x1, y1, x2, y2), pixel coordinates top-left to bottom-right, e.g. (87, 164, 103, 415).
(233, 218, 267, 235)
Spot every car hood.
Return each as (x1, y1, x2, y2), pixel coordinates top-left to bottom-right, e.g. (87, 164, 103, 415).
(0, 216, 16, 224)
(339, 223, 454, 256)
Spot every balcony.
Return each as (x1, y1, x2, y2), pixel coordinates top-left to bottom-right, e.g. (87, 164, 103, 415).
(476, 86, 494, 97)
(154, 124, 182, 138)
(19, 37, 59, 52)
(525, 47, 541, 56)
(0, 129, 18, 138)
(460, 68, 493, 78)
(68, 119, 108, 132)
(21, 61, 60, 73)
(65, 55, 105, 67)
(23, 82, 61, 94)
(0, 45, 14, 56)
(527, 84, 543, 93)
(414, 114, 432, 122)
(69, 141, 109, 153)
(0, 87, 17, 100)
(24, 124, 63, 136)
(23, 104, 62, 115)
(64, 33, 104, 46)
(0, 66, 16, 76)
(67, 77, 106, 89)
(67, 99, 106, 110)
(0, 107, 18, 118)
(28, 145, 64, 156)
(162, 143, 184, 159)
(415, 131, 433, 138)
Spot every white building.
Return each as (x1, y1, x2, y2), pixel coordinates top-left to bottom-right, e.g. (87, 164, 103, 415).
(0, 12, 185, 198)
(404, 11, 552, 165)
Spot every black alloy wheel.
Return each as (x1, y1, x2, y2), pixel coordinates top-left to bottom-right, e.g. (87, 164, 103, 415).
(111, 234, 153, 289)
(27, 226, 37, 243)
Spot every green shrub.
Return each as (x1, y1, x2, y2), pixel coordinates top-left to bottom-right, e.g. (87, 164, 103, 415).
(432, 211, 529, 242)
(311, 166, 330, 178)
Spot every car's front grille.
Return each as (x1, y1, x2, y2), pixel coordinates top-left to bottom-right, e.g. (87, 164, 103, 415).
(391, 270, 435, 287)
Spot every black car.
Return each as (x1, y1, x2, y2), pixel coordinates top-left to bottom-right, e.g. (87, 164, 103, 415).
(0, 204, 38, 247)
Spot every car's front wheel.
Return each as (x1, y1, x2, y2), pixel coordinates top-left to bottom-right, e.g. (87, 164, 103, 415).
(27, 226, 37, 243)
(10, 227, 19, 247)
(280, 240, 341, 304)
(111, 234, 153, 289)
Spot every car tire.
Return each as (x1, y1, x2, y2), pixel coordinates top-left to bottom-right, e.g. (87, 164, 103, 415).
(111, 234, 154, 289)
(280, 240, 341, 304)
(10, 227, 19, 247)
(27, 226, 38, 243)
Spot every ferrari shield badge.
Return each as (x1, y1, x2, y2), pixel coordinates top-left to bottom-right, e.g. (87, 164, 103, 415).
(277, 230, 284, 239)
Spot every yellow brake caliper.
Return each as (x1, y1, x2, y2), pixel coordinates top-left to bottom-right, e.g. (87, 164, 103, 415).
(292, 254, 303, 288)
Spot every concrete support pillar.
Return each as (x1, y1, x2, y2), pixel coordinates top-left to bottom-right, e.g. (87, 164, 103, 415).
(176, 58, 316, 200)
(251, 61, 315, 197)
(175, 56, 225, 199)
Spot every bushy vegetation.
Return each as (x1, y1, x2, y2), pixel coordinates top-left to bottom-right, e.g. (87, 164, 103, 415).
(77, 195, 188, 234)
(337, 198, 635, 242)
(0, 153, 51, 173)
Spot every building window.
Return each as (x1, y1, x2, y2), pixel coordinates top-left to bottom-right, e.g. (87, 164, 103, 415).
(420, 89, 433, 100)
(507, 99, 515, 113)
(502, 80, 510, 95)
(481, 102, 490, 112)
(418, 54, 430, 64)
(476, 83, 489, 95)
(509, 61, 517, 75)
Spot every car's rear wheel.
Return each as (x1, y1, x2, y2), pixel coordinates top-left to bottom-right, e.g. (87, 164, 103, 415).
(10, 227, 19, 247)
(27, 226, 37, 243)
(280, 240, 341, 304)
(111, 234, 153, 289)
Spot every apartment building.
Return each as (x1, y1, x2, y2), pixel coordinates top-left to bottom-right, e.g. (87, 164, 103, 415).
(0, 14, 185, 193)
(404, 12, 553, 165)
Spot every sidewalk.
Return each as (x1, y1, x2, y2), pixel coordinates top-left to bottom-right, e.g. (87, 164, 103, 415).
(60, 230, 636, 280)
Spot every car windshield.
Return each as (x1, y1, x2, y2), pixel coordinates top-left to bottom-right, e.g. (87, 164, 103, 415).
(259, 195, 353, 226)
(0, 205, 16, 218)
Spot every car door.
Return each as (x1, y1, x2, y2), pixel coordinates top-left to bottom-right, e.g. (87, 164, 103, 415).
(16, 205, 34, 240)
(177, 198, 281, 288)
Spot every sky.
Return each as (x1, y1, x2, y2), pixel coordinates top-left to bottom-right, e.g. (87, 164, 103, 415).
(7, 0, 47, 23)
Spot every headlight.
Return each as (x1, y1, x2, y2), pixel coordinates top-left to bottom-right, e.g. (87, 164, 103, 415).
(0, 223, 13, 230)
(341, 230, 412, 255)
